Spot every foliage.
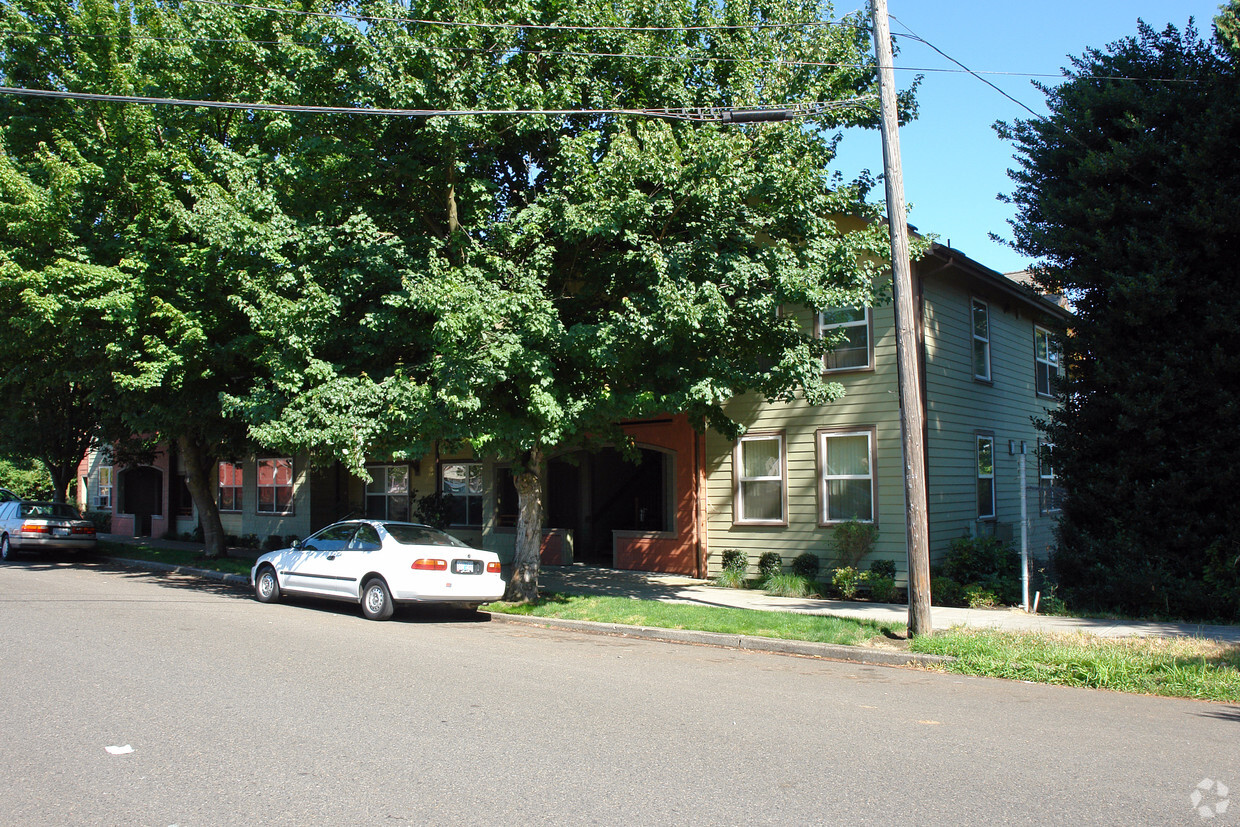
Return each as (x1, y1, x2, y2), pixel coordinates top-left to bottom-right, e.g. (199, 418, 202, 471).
(936, 535, 1021, 607)
(762, 573, 817, 598)
(830, 566, 868, 600)
(720, 549, 748, 573)
(963, 584, 1001, 610)
(829, 519, 877, 569)
(792, 552, 821, 579)
(414, 492, 454, 530)
(867, 574, 897, 603)
(262, 535, 285, 552)
(0, 456, 52, 500)
(713, 568, 748, 590)
(869, 559, 897, 580)
(997, 6, 1240, 620)
(757, 552, 783, 581)
(84, 511, 112, 533)
(931, 576, 965, 608)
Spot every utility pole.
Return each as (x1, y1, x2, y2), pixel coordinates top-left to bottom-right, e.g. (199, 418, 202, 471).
(870, 0, 932, 636)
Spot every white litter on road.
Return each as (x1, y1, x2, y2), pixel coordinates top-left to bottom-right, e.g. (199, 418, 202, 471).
(105, 745, 134, 755)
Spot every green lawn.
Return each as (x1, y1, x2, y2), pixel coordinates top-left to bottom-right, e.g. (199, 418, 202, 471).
(97, 540, 254, 577)
(487, 594, 902, 647)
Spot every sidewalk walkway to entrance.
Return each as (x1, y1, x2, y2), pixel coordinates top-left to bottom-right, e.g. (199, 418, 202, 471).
(538, 565, 1240, 643)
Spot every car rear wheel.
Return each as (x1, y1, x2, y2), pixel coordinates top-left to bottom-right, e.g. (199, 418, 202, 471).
(1, 535, 12, 562)
(361, 577, 394, 621)
(254, 566, 281, 603)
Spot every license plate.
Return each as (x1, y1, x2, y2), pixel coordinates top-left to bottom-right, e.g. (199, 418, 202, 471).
(452, 560, 480, 575)
(53, 526, 71, 537)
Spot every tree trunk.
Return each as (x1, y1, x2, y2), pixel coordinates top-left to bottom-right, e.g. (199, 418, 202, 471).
(178, 434, 227, 558)
(504, 448, 545, 603)
(42, 459, 72, 505)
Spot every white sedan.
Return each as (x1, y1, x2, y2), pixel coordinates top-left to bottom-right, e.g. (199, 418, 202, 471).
(251, 520, 506, 620)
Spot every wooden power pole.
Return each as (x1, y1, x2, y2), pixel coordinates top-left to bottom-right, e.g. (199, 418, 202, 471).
(870, 0, 933, 636)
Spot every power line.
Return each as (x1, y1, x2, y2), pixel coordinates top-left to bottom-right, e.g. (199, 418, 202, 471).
(0, 84, 875, 122)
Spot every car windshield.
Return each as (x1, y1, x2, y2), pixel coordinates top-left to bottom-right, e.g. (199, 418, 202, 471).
(383, 524, 471, 548)
(20, 503, 81, 519)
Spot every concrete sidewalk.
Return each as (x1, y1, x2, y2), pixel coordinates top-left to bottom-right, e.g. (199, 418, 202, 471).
(537, 565, 1240, 643)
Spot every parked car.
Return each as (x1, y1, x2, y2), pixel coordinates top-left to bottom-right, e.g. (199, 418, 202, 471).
(0, 487, 17, 501)
(250, 520, 506, 620)
(0, 500, 98, 559)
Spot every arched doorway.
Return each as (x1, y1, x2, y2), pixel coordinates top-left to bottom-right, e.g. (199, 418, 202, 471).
(120, 466, 163, 537)
(546, 447, 673, 565)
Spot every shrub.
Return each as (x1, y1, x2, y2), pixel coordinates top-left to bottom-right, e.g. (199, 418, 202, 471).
(831, 520, 878, 569)
(869, 559, 897, 580)
(763, 573, 817, 598)
(791, 552, 820, 579)
(714, 567, 747, 589)
(720, 549, 748, 573)
(85, 510, 112, 533)
(937, 535, 1021, 606)
(868, 574, 897, 603)
(931, 576, 965, 607)
(262, 534, 285, 552)
(831, 566, 869, 600)
(757, 551, 783, 580)
(414, 492, 453, 529)
(964, 584, 1001, 609)
(225, 534, 240, 548)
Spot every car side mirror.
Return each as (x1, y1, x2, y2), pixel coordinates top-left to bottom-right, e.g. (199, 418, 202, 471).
(290, 539, 302, 550)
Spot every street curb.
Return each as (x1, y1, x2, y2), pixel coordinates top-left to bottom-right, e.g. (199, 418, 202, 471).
(484, 612, 953, 668)
(101, 556, 252, 588)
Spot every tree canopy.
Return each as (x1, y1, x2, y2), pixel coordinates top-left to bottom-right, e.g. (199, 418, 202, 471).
(998, 3, 1240, 620)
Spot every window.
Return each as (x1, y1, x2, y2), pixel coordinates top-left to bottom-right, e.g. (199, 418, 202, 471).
(818, 306, 872, 371)
(95, 466, 113, 510)
(818, 429, 875, 523)
(366, 465, 410, 521)
(441, 462, 483, 526)
(972, 299, 991, 381)
(734, 433, 786, 524)
(257, 458, 294, 514)
(1035, 326, 1063, 396)
(1038, 441, 1063, 514)
(218, 462, 243, 512)
(976, 435, 995, 519)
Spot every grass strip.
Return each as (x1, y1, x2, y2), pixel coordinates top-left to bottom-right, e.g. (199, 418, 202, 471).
(97, 540, 255, 577)
(487, 593, 904, 646)
(910, 628, 1240, 702)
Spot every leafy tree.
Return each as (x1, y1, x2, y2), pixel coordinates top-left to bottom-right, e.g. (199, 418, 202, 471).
(237, 0, 904, 601)
(998, 4, 1240, 619)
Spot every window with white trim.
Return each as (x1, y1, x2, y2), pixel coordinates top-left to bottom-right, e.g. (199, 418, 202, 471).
(1035, 326, 1063, 396)
(441, 462, 483, 526)
(819, 430, 874, 523)
(218, 462, 243, 512)
(734, 433, 785, 524)
(95, 466, 113, 510)
(1038, 441, 1063, 514)
(972, 299, 991, 381)
(257, 458, 294, 514)
(366, 465, 411, 521)
(818, 306, 872, 371)
(977, 435, 995, 519)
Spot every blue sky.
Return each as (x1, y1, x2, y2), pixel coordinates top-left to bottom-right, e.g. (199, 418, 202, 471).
(832, 0, 1224, 275)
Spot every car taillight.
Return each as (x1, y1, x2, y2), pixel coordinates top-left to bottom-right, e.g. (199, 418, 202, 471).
(72, 526, 95, 535)
(20, 523, 50, 534)
(486, 561, 501, 573)
(412, 558, 447, 571)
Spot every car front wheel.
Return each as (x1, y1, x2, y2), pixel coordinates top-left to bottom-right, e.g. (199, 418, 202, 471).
(361, 577, 394, 621)
(254, 566, 281, 603)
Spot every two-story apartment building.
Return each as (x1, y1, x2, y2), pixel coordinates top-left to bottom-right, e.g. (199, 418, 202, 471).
(79, 240, 1067, 583)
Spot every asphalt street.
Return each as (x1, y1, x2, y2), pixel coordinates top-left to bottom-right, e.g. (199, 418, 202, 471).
(1, 558, 1237, 826)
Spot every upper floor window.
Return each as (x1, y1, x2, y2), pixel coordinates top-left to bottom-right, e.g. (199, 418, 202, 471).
(977, 435, 995, 520)
(218, 462, 243, 512)
(734, 433, 786, 525)
(95, 466, 113, 510)
(366, 465, 410, 522)
(441, 462, 483, 526)
(818, 429, 875, 524)
(818, 307, 872, 372)
(257, 458, 294, 514)
(1034, 326, 1063, 397)
(972, 299, 991, 381)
